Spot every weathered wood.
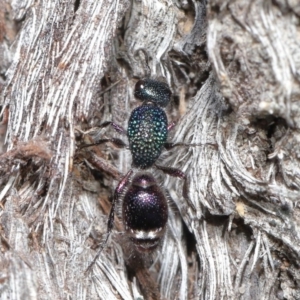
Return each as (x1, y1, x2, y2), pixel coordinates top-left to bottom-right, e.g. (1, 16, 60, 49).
(0, 0, 299, 299)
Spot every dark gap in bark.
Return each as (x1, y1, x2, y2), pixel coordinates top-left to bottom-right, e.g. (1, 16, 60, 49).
(37, 119, 46, 135)
(0, 73, 6, 81)
(266, 117, 288, 139)
(90, 168, 106, 182)
(194, 69, 210, 92)
(173, 94, 180, 107)
(74, 0, 81, 12)
(116, 57, 133, 78)
(204, 208, 230, 224)
(169, 48, 211, 103)
(249, 116, 288, 155)
(182, 220, 197, 255)
(232, 218, 253, 238)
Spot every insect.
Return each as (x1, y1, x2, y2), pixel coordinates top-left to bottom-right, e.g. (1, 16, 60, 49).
(111, 170, 168, 253)
(84, 77, 194, 272)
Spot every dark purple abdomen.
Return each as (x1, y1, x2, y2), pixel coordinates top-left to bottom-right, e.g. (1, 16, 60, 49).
(122, 173, 168, 252)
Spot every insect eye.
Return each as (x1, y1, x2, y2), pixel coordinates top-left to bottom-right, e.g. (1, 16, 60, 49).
(135, 80, 145, 91)
(134, 79, 146, 101)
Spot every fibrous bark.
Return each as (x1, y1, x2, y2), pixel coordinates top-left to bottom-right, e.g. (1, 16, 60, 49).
(0, 0, 300, 299)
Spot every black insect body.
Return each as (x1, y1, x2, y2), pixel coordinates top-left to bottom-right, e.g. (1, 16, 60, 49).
(134, 78, 171, 107)
(84, 78, 190, 272)
(123, 172, 168, 253)
(82, 79, 175, 170)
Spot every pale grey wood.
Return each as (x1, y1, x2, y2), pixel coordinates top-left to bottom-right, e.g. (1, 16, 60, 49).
(0, 0, 299, 299)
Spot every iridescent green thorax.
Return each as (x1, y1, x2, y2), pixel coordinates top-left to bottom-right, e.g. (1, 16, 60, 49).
(127, 104, 168, 169)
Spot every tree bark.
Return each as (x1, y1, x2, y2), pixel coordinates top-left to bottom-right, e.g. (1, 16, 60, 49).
(0, 0, 299, 299)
